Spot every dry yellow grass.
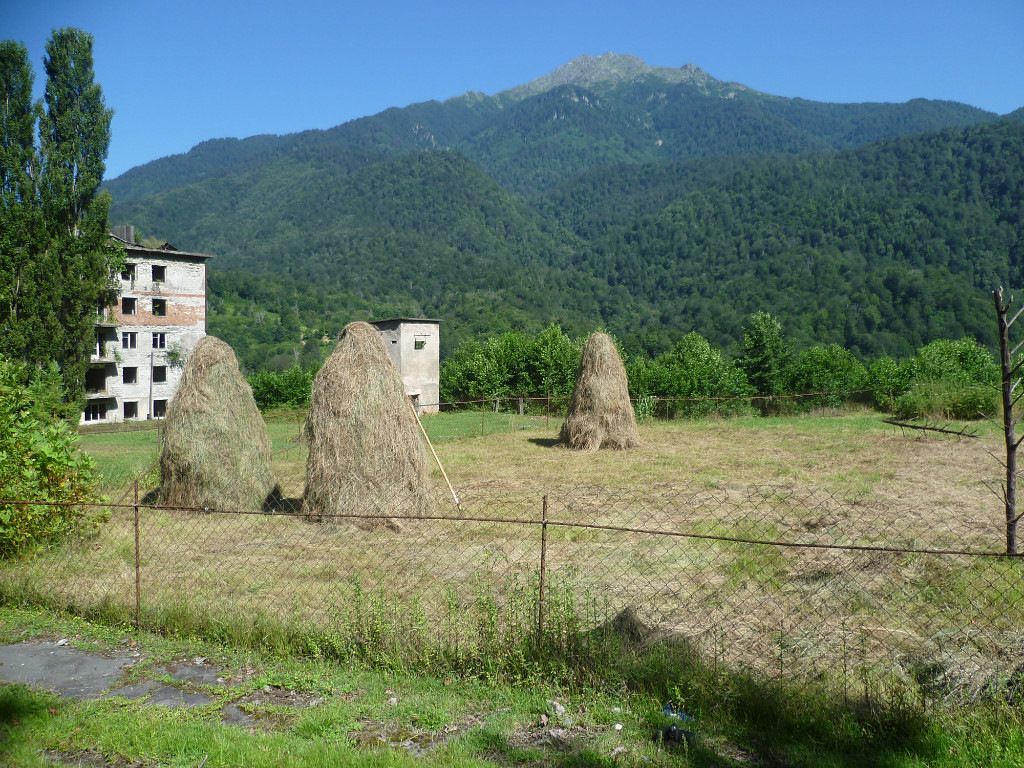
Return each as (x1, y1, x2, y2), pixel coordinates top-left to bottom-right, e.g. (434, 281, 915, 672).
(158, 336, 276, 512)
(303, 322, 431, 525)
(559, 332, 640, 451)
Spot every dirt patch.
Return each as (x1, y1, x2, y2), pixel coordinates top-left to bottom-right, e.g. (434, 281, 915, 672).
(238, 683, 328, 709)
(352, 714, 484, 756)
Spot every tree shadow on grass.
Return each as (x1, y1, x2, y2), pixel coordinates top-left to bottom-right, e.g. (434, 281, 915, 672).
(482, 633, 949, 768)
(618, 639, 943, 768)
(0, 684, 49, 752)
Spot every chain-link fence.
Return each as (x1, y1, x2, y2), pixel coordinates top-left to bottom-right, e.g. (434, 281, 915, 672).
(70, 388, 948, 446)
(2, 480, 1021, 705)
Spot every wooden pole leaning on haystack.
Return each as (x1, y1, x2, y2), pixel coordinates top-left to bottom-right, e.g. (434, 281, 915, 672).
(559, 331, 641, 451)
(410, 401, 462, 511)
(303, 321, 432, 529)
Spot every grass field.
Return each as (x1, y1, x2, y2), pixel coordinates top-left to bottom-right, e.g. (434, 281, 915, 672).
(7, 410, 1023, 706)
(4, 410, 1024, 766)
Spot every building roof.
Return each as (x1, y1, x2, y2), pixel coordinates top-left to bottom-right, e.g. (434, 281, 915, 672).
(370, 317, 441, 325)
(109, 233, 214, 260)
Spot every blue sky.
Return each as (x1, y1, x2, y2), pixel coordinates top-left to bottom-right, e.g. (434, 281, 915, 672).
(5, 0, 1023, 180)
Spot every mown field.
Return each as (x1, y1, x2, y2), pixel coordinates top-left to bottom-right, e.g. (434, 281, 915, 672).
(3, 410, 1024, 767)
(10, 412, 1007, 695)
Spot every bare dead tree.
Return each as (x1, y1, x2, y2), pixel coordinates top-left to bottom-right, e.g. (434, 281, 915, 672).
(993, 287, 1024, 555)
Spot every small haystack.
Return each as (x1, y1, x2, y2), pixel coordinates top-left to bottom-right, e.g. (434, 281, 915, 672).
(303, 321, 430, 527)
(559, 332, 640, 451)
(158, 336, 277, 512)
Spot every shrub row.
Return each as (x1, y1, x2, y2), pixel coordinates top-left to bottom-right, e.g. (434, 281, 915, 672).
(246, 317, 1001, 420)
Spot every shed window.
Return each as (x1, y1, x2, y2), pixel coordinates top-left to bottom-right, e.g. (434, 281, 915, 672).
(414, 337, 427, 350)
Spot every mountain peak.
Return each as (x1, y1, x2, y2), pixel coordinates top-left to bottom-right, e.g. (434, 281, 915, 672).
(501, 53, 723, 101)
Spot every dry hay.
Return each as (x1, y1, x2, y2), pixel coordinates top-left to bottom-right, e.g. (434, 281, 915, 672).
(303, 321, 431, 528)
(158, 336, 276, 512)
(559, 332, 640, 451)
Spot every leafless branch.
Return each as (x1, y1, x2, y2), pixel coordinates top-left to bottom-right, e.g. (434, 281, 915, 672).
(881, 419, 980, 439)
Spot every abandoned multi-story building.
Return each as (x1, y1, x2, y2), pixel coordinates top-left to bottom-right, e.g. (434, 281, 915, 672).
(81, 226, 212, 425)
(371, 318, 441, 413)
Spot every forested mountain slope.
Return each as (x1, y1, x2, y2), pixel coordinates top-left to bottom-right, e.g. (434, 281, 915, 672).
(562, 121, 1024, 357)
(104, 54, 1023, 370)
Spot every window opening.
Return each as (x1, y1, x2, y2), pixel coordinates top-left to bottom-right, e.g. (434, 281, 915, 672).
(122, 367, 138, 384)
(153, 366, 167, 383)
(124, 402, 138, 419)
(151, 265, 166, 282)
(152, 332, 166, 349)
(122, 297, 137, 315)
(122, 332, 137, 349)
(152, 299, 166, 317)
(85, 368, 106, 392)
(83, 402, 106, 422)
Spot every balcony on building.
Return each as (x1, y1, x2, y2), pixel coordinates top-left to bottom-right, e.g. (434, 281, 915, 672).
(84, 367, 111, 398)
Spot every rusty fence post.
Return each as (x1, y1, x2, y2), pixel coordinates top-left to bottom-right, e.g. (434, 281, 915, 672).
(133, 479, 141, 630)
(538, 495, 548, 659)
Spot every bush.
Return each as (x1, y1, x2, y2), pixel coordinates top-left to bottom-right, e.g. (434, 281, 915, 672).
(910, 337, 999, 386)
(737, 312, 792, 398)
(787, 344, 868, 410)
(628, 332, 752, 418)
(893, 381, 998, 420)
(439, 325, 581, 405)
(0, 356, 102, 558)
(247, 364, 318, 410)
(866, 356, 913, 411)
(890, 338, 999, 420)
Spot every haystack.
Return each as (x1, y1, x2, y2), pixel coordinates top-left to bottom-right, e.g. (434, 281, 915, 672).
(303, 321, 430, 527)
(158, 336, 277, 512)
(559, 332, 641, 451)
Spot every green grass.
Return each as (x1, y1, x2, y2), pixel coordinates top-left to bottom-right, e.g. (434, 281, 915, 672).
(1, 605, 1023, 768)
(78, 425, 161, 495)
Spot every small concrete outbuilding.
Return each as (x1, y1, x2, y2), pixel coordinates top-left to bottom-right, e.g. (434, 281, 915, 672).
(371, 318, 440, 413)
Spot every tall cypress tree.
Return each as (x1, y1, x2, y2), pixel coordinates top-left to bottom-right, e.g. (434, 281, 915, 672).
(0, 41, 44, 364)
(0, 28, 118, 407)
(39, 28, 112, 235)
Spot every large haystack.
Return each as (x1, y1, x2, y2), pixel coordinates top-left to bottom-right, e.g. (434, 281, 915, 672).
(303, 321, 430, 527)
(158, 336, 276, 511)
(559, 332, 641, 451)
